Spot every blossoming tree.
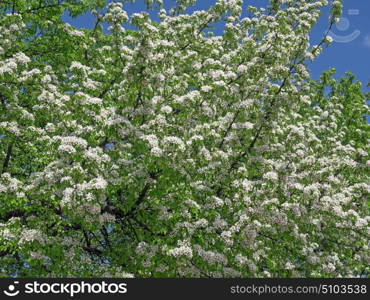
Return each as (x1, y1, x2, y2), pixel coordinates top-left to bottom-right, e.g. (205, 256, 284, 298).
(0, 0, 369, 277)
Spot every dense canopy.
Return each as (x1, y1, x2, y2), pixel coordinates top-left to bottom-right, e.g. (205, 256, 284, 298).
(0, 0, 369, 277)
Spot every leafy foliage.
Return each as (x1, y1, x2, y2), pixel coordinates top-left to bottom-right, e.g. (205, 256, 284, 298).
(0, 0, 369, 278)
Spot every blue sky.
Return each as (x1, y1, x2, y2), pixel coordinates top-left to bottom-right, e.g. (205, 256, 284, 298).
(309, 0, 370, 88)
(63, 0, 370, 91)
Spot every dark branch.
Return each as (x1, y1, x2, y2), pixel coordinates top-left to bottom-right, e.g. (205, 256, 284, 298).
(2, 142, 13, 174)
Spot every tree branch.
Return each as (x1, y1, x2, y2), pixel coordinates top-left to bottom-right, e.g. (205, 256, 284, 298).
(2, 142, 13, 174)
